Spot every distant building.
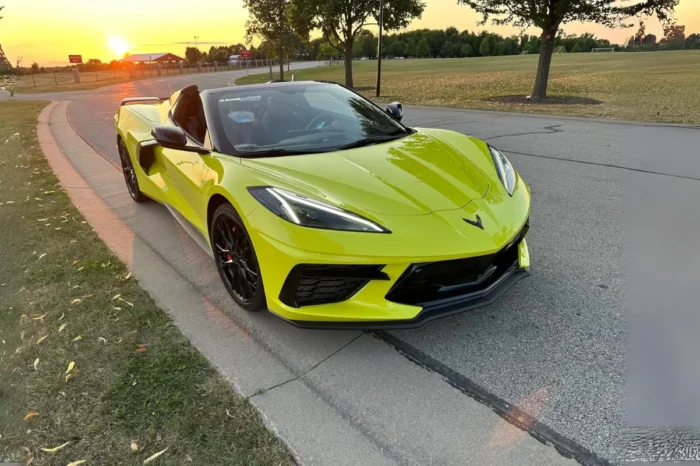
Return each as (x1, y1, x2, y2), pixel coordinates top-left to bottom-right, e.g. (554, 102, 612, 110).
(229, 55, 242, 65)
(119, 53, 184, 64)
(0, 44, 12, 71)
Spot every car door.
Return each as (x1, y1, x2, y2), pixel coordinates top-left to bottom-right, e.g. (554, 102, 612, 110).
(159, 91, 211, 234)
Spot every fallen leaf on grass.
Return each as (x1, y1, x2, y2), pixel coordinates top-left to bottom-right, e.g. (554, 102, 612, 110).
(72, 260, 79, 265)
(72, 335, 82, 342)
(124, 272, 132, 280)
(226, 409, 235, 418)
(130, 440, 140, 452)
(67, 461, 87, 466)
(33, 358, 39, 370)
(36, 335, 47, 345)
(5, 201, 14, 204)
(112, 306, 122, 311)
(24, 412, 39, 421)
(38, 253, 46, 260)
(59, 313, 65, 321)
(59, 324, 66, 333)
(59, 391, 66, 397)
(65, 373, 74, 383)
(70, 240, 77, 244)
(66, 361, 75, 374)
(143, 447, 168, 464)
(40, 441, 72, 453)
(77, 267, 84, 271)
(43, 190, 55, 195)
(71, 299, 81, 305)
(136, 346, 147, 353)
(111, 294, 121, 301)
(37, 218, 48, 222)
(118, 298, 134, 307)
(97, 337, 107, 344)
(71, 285, 81, 289)
(31, 313, 46, 321)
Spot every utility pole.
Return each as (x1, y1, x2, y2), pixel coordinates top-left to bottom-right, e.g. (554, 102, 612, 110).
(194, 36, 199, 62)
(375, 0, 384, 98)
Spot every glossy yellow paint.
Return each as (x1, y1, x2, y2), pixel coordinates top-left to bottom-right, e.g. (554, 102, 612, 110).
(116, 98, 531, 324)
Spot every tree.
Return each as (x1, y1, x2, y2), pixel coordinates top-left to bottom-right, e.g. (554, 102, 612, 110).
(417, 37, 431, 57)
(458, 0, 678, 99)
(86, 58, 102, 66)
(460, 43, 473, 57)
(643, 33, 657, 47)
(389, 40, 405, 57)
(288, 0, 425, 88)
(243, 0, 298, 81)
(662, 23, 685, 48)
(31, 62, 39, 72)
(185, 47, 199, 64)
(686, 33, 700, 49)
(440, 40, 454, 57)
(479, 37, 490, 56)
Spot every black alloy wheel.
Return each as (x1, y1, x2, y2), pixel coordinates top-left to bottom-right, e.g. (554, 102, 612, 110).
(118, 139, 147, 203)
(211, 204, 266, 311)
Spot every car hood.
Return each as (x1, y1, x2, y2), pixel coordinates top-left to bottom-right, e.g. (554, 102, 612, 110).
(240, 131, 489, 217)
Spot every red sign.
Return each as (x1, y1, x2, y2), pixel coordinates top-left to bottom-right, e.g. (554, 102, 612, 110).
(68, 55, 83, 64)
(241, 50, 252, 59)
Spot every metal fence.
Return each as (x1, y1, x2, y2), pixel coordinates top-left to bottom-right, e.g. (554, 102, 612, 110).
(10, 59, 282, 91)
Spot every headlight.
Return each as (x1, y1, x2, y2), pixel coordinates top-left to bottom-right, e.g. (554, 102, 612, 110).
(248, 187, 390, 233)
(488, 145, 516, 196)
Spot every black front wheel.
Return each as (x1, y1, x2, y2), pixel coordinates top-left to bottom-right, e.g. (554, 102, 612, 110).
(211, 204, 266, 312)
(118, 139, 148, 203)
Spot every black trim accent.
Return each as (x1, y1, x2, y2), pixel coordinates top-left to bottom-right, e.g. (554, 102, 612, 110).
(138, 140, 158, 172)
(279, 264, 389, 308)
(374, 333, 612, 466)
(386, 220, 528, 307)
(279, 266, 529, 330)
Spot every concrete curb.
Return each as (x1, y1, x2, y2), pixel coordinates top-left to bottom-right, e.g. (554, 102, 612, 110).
(36, 100, 577, 466)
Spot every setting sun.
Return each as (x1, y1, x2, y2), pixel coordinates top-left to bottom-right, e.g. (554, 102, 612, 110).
(107, 36, 129, 58)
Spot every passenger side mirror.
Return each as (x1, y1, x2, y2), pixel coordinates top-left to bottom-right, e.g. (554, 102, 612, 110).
(385, 102, 403, 122)
(151, 126, 210, 155)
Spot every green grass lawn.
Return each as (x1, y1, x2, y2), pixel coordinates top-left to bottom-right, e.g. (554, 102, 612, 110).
(0, 101, 292, 465)
(237, 51, 700, 125)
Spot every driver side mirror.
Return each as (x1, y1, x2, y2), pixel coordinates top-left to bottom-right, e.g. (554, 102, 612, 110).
(151, 126, 209, 155)
(385, 102, 403, 122)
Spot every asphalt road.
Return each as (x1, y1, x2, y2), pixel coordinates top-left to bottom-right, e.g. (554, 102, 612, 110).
(21, 64, 700, 464)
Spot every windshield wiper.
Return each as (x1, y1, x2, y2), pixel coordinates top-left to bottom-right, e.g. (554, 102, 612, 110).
(335, 132, 407, 151)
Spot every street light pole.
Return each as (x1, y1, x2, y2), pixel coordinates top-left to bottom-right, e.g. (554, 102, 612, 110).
(375, 0, 384, 98)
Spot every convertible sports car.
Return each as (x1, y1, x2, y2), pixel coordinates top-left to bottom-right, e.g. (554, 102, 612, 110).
(115, 81, 530, 328)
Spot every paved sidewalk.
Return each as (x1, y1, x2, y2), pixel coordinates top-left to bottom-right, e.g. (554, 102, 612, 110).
(36, 101, 576, 465)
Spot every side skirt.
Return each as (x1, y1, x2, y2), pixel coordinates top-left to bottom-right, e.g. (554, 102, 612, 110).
(164, 205, 214, 259)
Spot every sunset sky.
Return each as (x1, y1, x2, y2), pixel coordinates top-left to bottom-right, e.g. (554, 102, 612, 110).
(2, 0, 699, 66)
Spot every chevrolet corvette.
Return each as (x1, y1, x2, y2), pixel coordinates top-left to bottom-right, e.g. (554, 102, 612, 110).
(115, 81, 530, 328)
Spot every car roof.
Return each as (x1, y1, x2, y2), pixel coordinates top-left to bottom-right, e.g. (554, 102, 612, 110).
(201, 80, 336, 98)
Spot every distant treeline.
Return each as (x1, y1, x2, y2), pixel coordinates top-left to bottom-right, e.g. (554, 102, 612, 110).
(14, 25, 700, 73)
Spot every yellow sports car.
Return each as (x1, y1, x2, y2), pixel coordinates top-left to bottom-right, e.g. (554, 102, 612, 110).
(115, 81, 530, 328)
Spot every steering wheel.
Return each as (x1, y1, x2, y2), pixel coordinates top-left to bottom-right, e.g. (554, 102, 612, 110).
(306, 113, 335, 131)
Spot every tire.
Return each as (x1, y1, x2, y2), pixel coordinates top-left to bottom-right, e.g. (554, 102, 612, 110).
(118, 138, 148, 203)
(210, 203, 266, 312)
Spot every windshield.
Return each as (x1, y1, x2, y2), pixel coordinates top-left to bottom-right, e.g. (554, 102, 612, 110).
(208, 83, 409, 157)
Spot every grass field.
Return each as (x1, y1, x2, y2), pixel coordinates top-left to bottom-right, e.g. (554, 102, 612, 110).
(0, 101, 292, 465)
(237, 51, 700, 125)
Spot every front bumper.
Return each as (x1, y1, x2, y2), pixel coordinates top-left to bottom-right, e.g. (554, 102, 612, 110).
(250, 215, 531, 329)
